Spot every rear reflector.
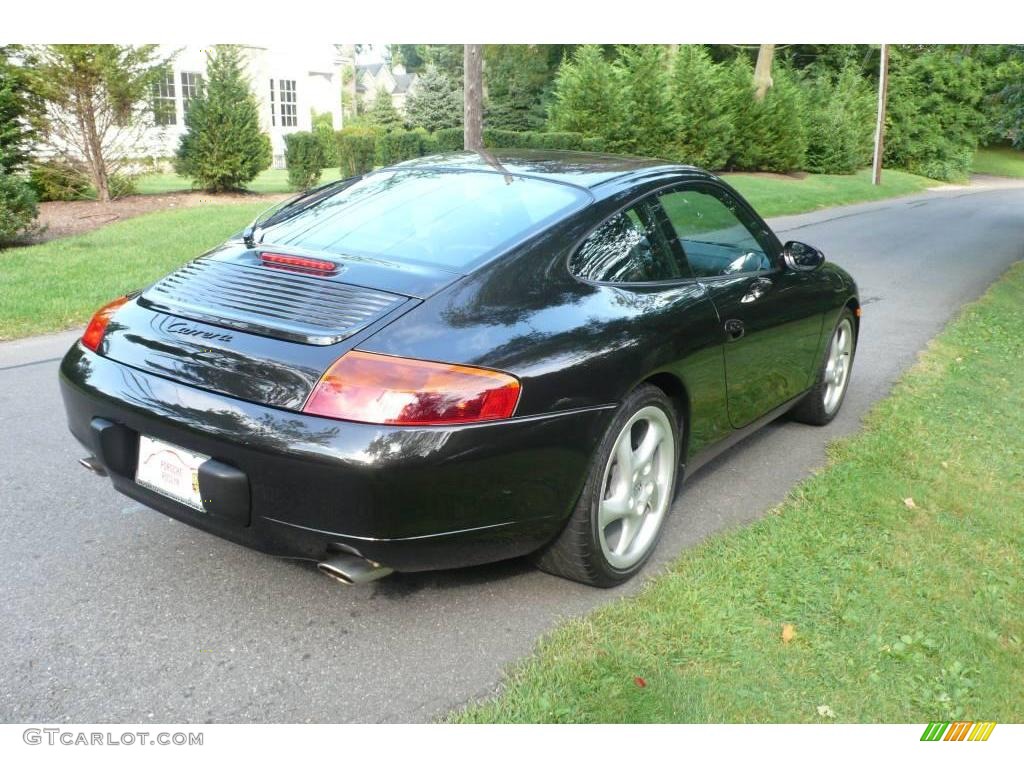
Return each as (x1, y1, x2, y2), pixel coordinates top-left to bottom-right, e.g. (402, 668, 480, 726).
(81, 296, 130, 352)
(303, 351, 521, 426)
(260, 252, 338, 275)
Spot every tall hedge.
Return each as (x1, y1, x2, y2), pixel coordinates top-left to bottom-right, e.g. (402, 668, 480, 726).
(174, 45, 271, 191)
(311, 111, 339, 168)
(884, 47, 986, 181)
(616, 45, 676, 157)
(548, 45, 623, 143)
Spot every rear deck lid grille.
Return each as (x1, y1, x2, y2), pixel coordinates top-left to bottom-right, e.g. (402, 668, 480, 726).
(139, 258, 408, 345)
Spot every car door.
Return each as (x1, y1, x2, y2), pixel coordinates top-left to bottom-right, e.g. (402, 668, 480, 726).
(568, 195, 730, 454)
(655, 182, 825, 429)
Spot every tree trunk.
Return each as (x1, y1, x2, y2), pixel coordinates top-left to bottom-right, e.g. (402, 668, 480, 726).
(78, 87, 110, 202)
(753, 44, 775, 102)
(463, 44, 483, 151)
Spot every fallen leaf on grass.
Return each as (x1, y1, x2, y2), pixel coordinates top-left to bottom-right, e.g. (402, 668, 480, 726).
(903, 497, 917, 509)
(817, 705, 836, 719)
(633, 676, 647, 688)
(781, 624, 796, 644)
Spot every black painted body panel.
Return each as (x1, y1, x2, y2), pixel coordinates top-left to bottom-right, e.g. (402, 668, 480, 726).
(59, 151, 859, 572)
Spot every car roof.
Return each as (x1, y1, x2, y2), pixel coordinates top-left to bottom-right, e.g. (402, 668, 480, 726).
(389, 149, 713, 193)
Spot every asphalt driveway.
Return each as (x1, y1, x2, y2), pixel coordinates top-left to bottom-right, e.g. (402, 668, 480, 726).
(1, 180, 1022, 722)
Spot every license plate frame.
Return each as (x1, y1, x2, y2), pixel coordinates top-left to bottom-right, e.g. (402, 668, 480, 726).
(135, 435, 208, 512)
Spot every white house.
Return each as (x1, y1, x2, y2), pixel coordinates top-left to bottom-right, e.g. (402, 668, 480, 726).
(146, 44, 356, 168)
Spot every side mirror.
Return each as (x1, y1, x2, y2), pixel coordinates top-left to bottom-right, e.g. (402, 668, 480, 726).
(783, 241, 825, 271)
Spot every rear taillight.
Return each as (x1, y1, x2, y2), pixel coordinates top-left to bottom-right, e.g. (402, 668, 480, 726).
(303, 351, 521, 426)
(81, 296, 130, 352)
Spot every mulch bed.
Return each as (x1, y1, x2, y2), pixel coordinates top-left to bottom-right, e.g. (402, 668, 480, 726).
(24, 190, 289, 245)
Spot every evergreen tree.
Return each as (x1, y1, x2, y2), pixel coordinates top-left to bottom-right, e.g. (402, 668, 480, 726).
(722, 57, 808, 173)
(803, 64, 875, 174)
(548, 45, 623, 144)
(616, 45, 676, 157)
(404, 65, 462, 132)
(0, 46, 35, 175)
(485, 45, 550, 132)
(174, 45, 270, 192)
(666, 45, 733, 169)
(366, 87, 405, 132)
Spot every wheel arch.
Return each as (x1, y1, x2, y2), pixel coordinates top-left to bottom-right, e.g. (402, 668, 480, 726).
(641, 371, 691, 465)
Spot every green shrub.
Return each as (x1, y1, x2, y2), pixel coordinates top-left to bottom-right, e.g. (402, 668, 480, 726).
(803, 64, 876, 174)
(548, 45, 624, 144)
(616, 45, 676, 157)
(0, 171, 39, 244)
(337, 126, 378, 176)
(435, 126, 464, 151)
(28, 160, 89, 201)
(724, 58, 808, 173)
(375, 129, 425, 166)
(884, 47, 986, 181)
(366, 88, 405, 132)
(174, 45, 271, 191)
(481, 129, 605, 152)
(416, 127, 440, 156)
(311, 111, 339, 167)
(108, 173, 137, 198)
(284, 131, 325, 190)
(667, 45, 734, 169)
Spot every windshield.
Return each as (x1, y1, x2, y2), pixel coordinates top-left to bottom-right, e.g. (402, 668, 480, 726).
(256, 168, 589, 270)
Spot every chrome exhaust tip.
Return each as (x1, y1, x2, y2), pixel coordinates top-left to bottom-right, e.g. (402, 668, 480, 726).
(78, 456, 108, 477)
(317, 553, 393, 585)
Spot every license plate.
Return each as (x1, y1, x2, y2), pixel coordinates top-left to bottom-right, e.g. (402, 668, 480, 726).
(135, 435, 208, 512)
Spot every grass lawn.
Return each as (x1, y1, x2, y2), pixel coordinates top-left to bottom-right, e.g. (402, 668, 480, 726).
(1, 166, 938, 340)
(0, 204, 264, 340)
(455, 261, 1024, 723)
(134, 167, 343, 196)
(972, 146, 1024, 179)
(726, 168, 938, 218)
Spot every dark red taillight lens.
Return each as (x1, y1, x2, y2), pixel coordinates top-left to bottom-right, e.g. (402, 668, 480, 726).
(303, 351, 521, 426)
(81, 296, 130, 352)
(260, 252, 338, 275)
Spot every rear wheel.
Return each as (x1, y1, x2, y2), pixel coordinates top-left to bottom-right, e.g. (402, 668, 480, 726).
(533, 385, 679, 587)
(791, 309, 856, 426)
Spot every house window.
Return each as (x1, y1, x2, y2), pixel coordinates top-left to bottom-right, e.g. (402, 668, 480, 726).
(278, 79, 297, 127)
(269, 79, 275, 126)
(152, 70, 176, 126)
(180, 72, 203, 116)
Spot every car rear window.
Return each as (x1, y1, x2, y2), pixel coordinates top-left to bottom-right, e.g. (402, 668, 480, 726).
(258, 169, 588, 270)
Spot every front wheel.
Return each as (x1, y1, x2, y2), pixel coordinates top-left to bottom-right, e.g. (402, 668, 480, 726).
(533, 385, 679, 587)
(791, 308, 857, 426)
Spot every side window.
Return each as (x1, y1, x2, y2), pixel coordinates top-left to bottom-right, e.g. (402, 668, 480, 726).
(659, 187, 775, 278)
(570, 201, 683, 283)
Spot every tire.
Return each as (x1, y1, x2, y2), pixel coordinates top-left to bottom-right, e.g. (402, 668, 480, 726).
(533, 384, 680, 587)
(791, 308, 857, 426)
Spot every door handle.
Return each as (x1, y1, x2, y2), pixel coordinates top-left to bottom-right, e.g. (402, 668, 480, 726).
(741, 276, 773, 303)
(724, 318, 745, 341)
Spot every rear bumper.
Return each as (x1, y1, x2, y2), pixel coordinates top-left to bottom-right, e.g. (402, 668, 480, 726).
(60, 344, 612, 572)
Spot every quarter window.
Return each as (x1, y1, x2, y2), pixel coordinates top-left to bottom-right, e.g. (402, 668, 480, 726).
(659, 187, 775, 278)
(570, 201, 682, 283)
(152, 70, 177, 126)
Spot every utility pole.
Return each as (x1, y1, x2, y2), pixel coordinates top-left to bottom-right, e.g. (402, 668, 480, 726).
(463, 44, 483, 151)
(872, 44, 890, 186)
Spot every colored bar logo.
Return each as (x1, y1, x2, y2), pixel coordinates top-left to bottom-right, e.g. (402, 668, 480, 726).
(920, 722, 996, 741)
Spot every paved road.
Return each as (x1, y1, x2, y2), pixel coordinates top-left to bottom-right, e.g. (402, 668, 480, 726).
(2, 181, 1023, 723)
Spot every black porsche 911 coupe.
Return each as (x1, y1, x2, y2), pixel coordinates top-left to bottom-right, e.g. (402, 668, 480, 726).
(60, 150, 859, 587)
